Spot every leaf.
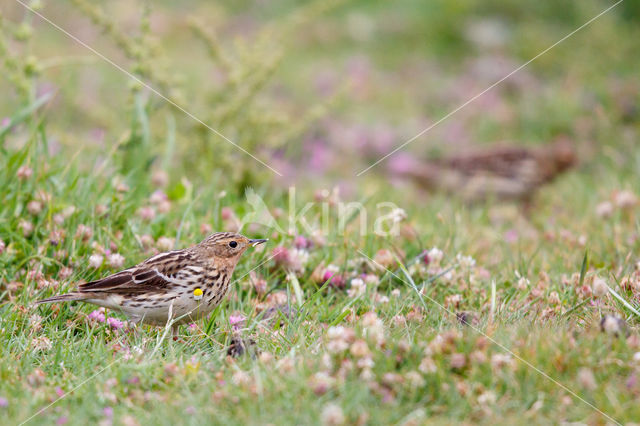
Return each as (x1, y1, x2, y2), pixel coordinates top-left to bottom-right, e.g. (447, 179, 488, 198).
(329, 309, 350, 327)
(287, 271, 304, 307)
(135, 94, 151, 147)
(204, 305, 222, 335)
(490, 280, 497, 321)
(579, 250, 589, 287)
(608, 285, 640, 319)
(163, 113, 176, 171)
(167, 180, 186, 201)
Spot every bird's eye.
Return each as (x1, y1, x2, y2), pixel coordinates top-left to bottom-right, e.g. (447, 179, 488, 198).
(228, 241, 238, 248)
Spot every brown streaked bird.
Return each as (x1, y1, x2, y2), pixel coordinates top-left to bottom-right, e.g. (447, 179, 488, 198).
(36, 232, 268, 336)
(390, 140, 576, 204)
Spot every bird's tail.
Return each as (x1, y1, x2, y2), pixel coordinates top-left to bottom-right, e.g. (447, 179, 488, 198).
(35, 293, 88, 305)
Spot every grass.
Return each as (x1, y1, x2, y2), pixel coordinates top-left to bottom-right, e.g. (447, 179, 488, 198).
(1, 0, 640, 424)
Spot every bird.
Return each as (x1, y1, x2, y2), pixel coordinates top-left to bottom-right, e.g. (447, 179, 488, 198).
(389, 140, 576, 204)
(36, 232, 268, 336)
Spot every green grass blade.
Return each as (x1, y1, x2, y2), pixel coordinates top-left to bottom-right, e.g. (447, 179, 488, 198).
(0, 92, 53, 139)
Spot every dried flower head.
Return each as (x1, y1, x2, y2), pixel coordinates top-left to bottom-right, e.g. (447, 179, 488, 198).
(592, 277, 608, 298)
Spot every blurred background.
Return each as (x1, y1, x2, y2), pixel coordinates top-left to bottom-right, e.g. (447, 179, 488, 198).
(0, 0, 638, 196)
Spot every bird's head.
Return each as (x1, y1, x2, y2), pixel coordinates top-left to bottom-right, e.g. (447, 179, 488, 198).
(197, 232, 267, 264)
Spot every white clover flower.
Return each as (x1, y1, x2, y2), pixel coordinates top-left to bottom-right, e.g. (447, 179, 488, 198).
(360, 368, 374, 381)
(32, 336, 52, 352)
(108, 253, 125, 268)
(89, 254, 104, 268)
(349, 339, 370, 358)
(327, 326, 348, 341)
(442, 270, 454, 281)
(231, 370, 250, 386)
(595, 201, 614, 218)
(364, 274, 380, 287)
(62, 206, 76, 218)
(347, 278, 366, 297)
(156, 236, 174, 251)
(409, 262, 427, 277)
(17, 165, 33, 180)
(419, 357, 437, 374)
(456, 253, 476, 269)
(325, 264, 340, 275)
(491, 353, 513, 370)
(149, 190, 167, 205)
(288, 248, 310, 272)
(321, 403, 345, 426)
(601, 315, 625, 335)
(427, 247, 444, 265)
(477, 391, 496, 405)
(376, 294, 389, 304)
(19, 220, 33, 237)
(138, 206, 156, 221)
(115, 182, 129, 193)
(577, 368, 597, 390)
(151, 170, 169, 187)
(614, 190, 637, 208)
(390, 208, 408, 223)
(406, 371, 426, 388)
(515, 271, 530, 290)
(27, 200, 42, 215)
(361, 312, 385, 345)
(327, 339, 349, 354)
(356, 356, 374, 369)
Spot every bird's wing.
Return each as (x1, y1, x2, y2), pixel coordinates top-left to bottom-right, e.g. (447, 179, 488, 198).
(78, 250, 201, 294)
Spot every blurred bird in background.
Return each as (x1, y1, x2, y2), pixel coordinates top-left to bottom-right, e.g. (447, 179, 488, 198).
(389, 139, 576, 205)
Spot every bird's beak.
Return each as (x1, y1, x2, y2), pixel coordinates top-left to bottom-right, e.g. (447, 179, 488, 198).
(249, 238, 268, 247)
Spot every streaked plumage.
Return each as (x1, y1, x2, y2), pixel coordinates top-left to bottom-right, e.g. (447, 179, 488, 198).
(36, 232, 267, 334)
(391, 141, 576, 203)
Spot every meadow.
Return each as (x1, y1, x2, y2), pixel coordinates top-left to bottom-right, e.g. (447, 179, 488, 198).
(1, 0, 640, 424)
